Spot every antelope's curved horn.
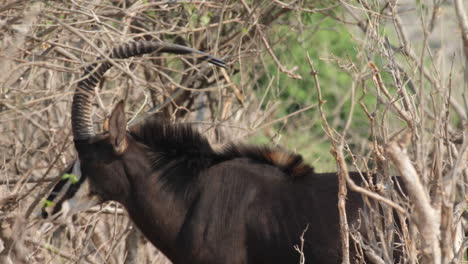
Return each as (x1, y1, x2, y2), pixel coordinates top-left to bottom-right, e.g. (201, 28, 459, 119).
(72, 41, 227, 140)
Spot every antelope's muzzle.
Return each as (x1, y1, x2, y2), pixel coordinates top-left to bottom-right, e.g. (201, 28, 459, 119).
(42, 160, 101, 219)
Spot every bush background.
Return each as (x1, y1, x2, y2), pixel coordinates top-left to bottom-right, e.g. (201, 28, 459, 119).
(0, 0, 466, 263)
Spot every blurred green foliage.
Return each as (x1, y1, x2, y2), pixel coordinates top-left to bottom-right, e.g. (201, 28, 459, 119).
(252, 12, 379, 171)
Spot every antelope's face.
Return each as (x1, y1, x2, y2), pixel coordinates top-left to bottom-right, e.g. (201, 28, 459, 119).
(43, 102, 132, 218)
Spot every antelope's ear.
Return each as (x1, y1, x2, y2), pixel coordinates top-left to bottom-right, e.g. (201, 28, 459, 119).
(108, 101, 128, 154)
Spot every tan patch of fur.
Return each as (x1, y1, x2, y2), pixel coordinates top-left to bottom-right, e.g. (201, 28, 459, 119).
(290, 163, 310, 177)
(103, 118, 110, 132)
(263, 149, 312, 177)
(264, 150, 294, 168)
(113, 137, 128, 155)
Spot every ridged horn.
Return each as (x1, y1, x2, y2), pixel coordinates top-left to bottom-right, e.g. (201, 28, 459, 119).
(72, 41, 227, 140)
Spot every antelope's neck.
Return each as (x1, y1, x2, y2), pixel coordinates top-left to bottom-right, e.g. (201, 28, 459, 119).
(124, 161, 196, 262)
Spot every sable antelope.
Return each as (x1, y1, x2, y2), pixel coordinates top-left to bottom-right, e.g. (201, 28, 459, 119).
(42, 40, 371, 263)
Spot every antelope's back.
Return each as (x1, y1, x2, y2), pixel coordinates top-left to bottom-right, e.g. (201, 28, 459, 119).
(189, 157, 366, 263)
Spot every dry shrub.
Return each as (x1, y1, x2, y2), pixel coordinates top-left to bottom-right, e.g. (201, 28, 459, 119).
(0, 0, 466, 263)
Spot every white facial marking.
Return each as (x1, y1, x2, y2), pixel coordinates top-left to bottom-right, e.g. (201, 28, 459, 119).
(54, 160, 83, 205)
(72, 159, 82, 178)
(60, 178, 101, 217)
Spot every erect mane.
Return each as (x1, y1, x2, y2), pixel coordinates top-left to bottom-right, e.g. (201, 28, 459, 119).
(129, 116, 314, 179)
(219, 144, 314, 178)
(129, 116, 216, 166)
